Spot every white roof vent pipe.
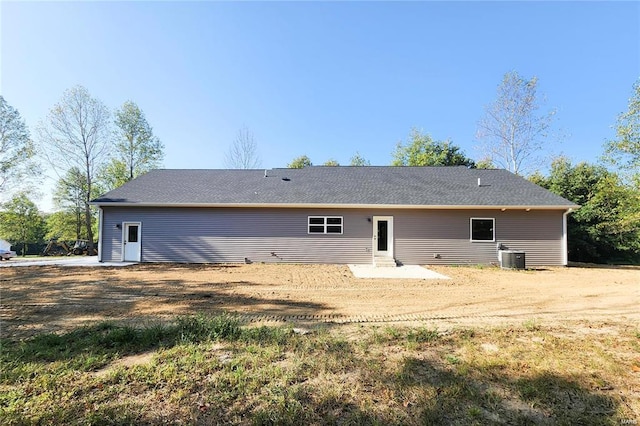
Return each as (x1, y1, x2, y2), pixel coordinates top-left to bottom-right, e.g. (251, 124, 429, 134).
(478, 178, 481, 187)
(264, 169, 268, 178)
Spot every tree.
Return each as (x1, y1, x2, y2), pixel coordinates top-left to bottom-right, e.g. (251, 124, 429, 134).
(477, 71, 556, 175)
(532, 157, 640, 263)
(45, 211, 83, 241)
(37, 86, 111, 254)
(475, 158, 496, 169)
(604, 80, 640, 180)
(323, 159, 340, 166)
(391, 129, 475, 167)
(0, 193, 46, 256)
(225, 127, 261, 169)
(350, 152, 370, 166)
(288, 155, 312, 169)
(53, 167, 100, 240)
(0, 96, 38, 194)
(101, 101, 164, 189)
(99, 160, 128, 192)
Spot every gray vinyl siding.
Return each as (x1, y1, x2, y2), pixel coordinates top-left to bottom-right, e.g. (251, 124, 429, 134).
(101, 207, 372, 264)
(394, 210, 563, 266)
(100, 207, 566, 266)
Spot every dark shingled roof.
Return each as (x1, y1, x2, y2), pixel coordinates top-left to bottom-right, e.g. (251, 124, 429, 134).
(92, 166, 578, 209)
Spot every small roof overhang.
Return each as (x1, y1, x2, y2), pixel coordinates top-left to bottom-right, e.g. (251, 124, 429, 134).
(91, 201, 580, 211)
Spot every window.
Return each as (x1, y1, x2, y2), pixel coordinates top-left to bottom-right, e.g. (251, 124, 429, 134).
(308, 216, 343, 234)
(127, 225, 139, 243)
(470, 218, 495, 242)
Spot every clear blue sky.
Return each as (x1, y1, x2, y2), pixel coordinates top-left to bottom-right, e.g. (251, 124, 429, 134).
(1, 1, 639, 210)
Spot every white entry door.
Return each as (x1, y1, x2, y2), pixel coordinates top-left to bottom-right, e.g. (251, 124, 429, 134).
(373, 216, 393, 257)
(123, 222, 141, 262)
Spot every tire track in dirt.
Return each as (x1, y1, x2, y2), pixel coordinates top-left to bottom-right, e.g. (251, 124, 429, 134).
(2, 263, 638, 338)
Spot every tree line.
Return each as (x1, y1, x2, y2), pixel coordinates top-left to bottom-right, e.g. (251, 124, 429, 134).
(1, 74, 638, 263)
(0, 86, 164, 255)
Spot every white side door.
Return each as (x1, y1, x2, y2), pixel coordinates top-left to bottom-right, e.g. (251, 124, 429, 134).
(373, 216, 394, 257)
(123, 222, 141, 262)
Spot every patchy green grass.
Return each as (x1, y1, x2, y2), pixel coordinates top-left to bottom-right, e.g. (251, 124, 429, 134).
(1, 316, 638, 425)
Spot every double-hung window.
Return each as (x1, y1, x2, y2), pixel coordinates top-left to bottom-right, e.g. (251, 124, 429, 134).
(470, 218, 495, 242)
(308, 216, 343, 234)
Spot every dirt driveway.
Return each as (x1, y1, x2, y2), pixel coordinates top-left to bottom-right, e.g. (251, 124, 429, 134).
(1, 263, 638, 339)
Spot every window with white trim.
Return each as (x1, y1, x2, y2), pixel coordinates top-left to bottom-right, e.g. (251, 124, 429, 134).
(470, 218, 495, 242)
(308, 216, 343, 234)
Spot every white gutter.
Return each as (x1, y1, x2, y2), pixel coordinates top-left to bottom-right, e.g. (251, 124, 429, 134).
(97, 207, 104, 262)
(90, 202, 579, 211)
(562, 208, 574, 266)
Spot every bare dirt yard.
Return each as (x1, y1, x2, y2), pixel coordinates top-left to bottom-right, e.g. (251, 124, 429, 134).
(1, 263, 638, 339)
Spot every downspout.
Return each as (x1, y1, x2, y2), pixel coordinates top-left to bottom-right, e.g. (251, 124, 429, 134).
(562, 208, 573, 266)
(98, 207, 104, 262)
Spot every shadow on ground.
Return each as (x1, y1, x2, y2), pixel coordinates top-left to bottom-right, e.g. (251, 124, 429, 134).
(397, 356, 618, 425)
(1, 264, 331, 339)
(1, 321, 625, 425)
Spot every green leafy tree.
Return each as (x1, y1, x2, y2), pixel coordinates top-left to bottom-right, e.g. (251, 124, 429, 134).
(323, 159, 340, 166)
(99, 160, 128, 191)
(224, 127, 261, 169)
(101, 101, 164, 189)
(0, 192, 46, 256)
(37, 86, 111, 254)
(533, 157, 640, 263)
(45, 211, 83, 241)
(477, 71, 556, 175)
(350, 152, 370, 166)
(288, 155, 312, 169)
(392, 129, 475, 167)
(475, 158, 496, 169)
(0, 96, 38, 194)
(604, 80, 640, 181)
(53, 167, 101, 240)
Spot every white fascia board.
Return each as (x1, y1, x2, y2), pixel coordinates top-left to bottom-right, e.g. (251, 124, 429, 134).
(91, 202, 580, 210)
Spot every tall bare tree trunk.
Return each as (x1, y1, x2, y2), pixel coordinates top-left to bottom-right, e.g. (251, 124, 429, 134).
(476, 71, 556, 175)
(36, 86, 111, 257)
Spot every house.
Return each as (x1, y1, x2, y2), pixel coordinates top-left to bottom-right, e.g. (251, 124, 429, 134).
(91, 166, 578, 266)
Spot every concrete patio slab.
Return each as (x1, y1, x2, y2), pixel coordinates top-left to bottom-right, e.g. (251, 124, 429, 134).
(348, 264, 450, 279)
